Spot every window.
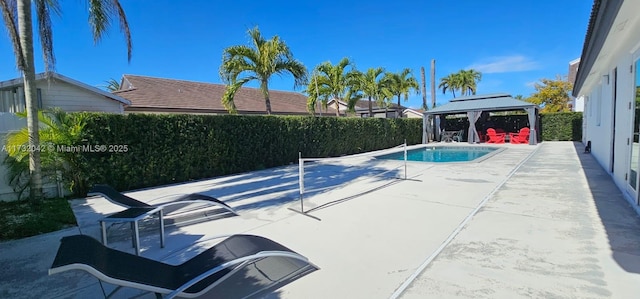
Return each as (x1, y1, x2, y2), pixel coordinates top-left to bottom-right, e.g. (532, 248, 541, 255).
(0, 87, 42, 112)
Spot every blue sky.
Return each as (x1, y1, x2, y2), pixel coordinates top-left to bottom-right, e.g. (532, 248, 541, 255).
(0, 0, 593, 109)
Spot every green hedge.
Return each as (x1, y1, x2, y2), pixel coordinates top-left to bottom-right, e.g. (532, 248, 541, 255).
(443, 112, 582, 141)
(539, 112, 582, 141)
(78, 114, 422, 192)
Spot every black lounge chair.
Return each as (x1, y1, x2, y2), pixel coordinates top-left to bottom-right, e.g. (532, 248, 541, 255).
(88, 184, 237, 225)
(49, 234, 319, 298)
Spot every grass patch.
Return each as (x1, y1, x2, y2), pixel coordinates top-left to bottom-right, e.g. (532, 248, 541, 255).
(0, 198, 77, 241)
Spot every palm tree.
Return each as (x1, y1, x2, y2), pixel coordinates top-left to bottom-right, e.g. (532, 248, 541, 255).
(1, 0, 132, 199)
(458, 69, 482, 96)
(305, 58, 361, 116)
(220, 27, 307, 115)
(385, 68, 419, 118)
(353, 67, 392, 117)
(4, 109, 90, 198)
(439, 73, 460, 98)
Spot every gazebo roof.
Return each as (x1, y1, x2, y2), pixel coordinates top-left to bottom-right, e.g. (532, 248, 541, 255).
(424, 93, 539, 115)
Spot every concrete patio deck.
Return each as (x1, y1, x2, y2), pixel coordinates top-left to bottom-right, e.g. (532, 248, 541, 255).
(0, 141, 639, 298)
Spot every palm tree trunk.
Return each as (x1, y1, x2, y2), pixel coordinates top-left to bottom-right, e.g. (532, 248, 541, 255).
(397, 95, 401, 118)
(420, 67, 427, 110)
(430, 59, 436, 109)
(368, 96, 373, 117)
(261, 80, 271, 114)
(17, 0, 43, 199)
(334, 100, 340, 117)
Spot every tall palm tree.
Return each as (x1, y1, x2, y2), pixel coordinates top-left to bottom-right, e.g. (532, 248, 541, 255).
(220, 27, 307, 114)
(385, 68, 419, 118)
(458, 69, 482, 96)
(1, 0, 132, 199)
(439, 73, 460, 98)
(353, 67, 392, 117)
(305, 57, 360, 116)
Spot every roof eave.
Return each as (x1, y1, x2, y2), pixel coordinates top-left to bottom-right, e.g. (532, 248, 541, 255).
(572, 0, 624, 97)
(424, 105, 537, 115)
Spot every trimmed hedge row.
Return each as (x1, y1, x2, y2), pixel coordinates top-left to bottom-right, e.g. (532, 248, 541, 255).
(443, 112, 582, 141)
(539, 112, 583, 141)
(78, 114, 422, 192)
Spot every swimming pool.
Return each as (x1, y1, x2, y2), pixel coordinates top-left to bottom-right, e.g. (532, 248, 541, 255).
(376, 146, 499, 163)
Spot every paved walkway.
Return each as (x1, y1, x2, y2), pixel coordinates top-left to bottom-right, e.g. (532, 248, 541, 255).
(398, 142, 640, 298)
(0, 142, 639, 298)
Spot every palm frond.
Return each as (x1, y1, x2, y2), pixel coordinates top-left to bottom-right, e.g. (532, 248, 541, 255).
(221, 77, 252, 114)
(0, 0, 25, 69)
(35, 0, 58, 73)
(87, 0, 112, 43)
(111, 0, 132, 62)
(87, 0, 132, 61)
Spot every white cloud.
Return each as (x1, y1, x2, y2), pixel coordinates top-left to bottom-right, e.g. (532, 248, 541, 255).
(467, 55, 540, 74)
(525, 81, 538, 88)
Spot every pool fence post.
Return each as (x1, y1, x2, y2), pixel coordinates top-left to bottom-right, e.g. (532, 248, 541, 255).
(404, 140, 407, 180)
(298, 152, 304, 213)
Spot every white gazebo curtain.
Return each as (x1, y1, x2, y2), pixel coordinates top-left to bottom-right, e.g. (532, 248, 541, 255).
(466, 110, 483, 143)
(526, 107, 537, 145)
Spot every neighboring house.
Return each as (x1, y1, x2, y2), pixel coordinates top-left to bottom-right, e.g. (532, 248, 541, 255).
(0, 72, 130, 200)
(403, 108, 424, 118)
(325, 98, 418, 118)
(115, 75, 338, 116)
(0, 72, 129, 120)
(354, 101, 417, 118)
(572, 0, 640, 215)
(568, 58, 585, 112)
(325, 98, 365, 116)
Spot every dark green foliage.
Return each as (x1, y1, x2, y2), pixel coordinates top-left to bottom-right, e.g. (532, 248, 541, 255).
(442, 112, 582, 141)
(0, 198, 77, 241)
(79, 114, 422, 192)
(540, 112, 583, 141)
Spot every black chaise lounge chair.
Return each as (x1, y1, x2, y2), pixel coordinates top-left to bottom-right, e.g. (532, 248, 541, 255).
(88, 184, 237, 224)
(49, 234, 319, 299)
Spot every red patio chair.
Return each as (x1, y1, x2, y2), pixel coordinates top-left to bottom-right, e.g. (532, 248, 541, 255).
(510, 127, 530, 144)
(486, 128, 505, 144)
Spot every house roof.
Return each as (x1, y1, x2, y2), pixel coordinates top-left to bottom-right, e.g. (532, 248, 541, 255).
(572, 0, 624, 96)
(423, 93, 538, 115)
(326, 98, 369, 110)
(115, 75, 329, 115)
(568, 59, 580, 85)
(0, 72, 131, 105)
(403, 108, 424, 117)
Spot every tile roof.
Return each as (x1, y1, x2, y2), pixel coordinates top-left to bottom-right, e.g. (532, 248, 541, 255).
(114, 75, 332, 115)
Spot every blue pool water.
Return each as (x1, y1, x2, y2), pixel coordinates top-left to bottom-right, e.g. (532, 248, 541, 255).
(376, 146, 498, 163)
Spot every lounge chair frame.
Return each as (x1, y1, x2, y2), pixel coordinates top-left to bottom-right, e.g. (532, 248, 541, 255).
(88, 184, 237, 225)
(49, 234, 319, 299)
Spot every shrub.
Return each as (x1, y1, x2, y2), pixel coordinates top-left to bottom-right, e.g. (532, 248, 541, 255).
(78, 114, 422, 192)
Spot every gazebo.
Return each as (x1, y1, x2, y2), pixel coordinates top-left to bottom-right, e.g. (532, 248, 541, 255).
(423, 93, 540, 145)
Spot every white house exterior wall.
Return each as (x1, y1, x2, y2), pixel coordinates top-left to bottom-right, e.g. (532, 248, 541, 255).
(581, 46, 640, 214)
(38, 80, 123, 113)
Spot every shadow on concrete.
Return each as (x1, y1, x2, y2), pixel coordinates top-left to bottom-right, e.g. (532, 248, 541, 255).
(188, 160, 404, 212)
(572, 142, 640, 274)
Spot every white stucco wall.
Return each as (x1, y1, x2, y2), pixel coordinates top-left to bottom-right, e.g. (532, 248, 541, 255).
(581, 51, 639, 213)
